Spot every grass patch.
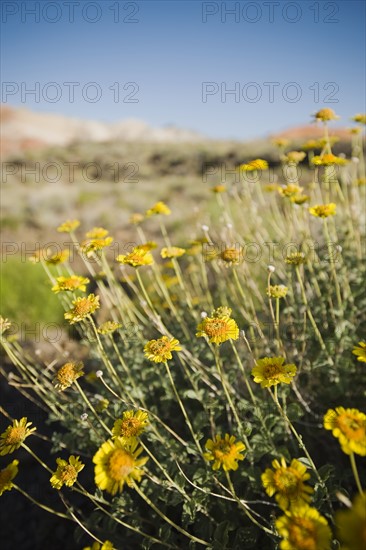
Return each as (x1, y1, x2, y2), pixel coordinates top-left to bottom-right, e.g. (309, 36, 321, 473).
(0, 257, 64, 338)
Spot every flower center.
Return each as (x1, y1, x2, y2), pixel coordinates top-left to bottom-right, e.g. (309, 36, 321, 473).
(273, 468, 299, 494)
(213, 441, 231, 460)
(149, 341, 171, 355)
(108, 449, 135, 481)
(64, 278, 79, 289)
(74, 299, 92, 315)
(5, 426, 26, 445)
(204, 319, 228, 338)
(120, 418, 141, 438)
(222, 249, 241, 262)
(57, 363, 77, 385)
(60, 465, 77, 483)
(288, 518, 317, 550)
(338, 414, 365, 441)
(263, 364, 282, 378)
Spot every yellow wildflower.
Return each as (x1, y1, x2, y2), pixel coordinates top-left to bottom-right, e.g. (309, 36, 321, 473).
(323, 407, 366, 456)
(240, 159, 268, 171)
(81, 237, 114, 257)
(0, 460, 19, 495)
(146, 201, 171, 216)
(144, 336, 181, 363)
(85, 227, 109, 239)
(336, 491, 366, 550)
(53, 361, 84, 391)
(261, 457, 313, 510)
(45, 249, 70, 265)
(135, 242, 157, 252)
(352, 341, 366, 363)
(116, 248, 154, 267)
(0, 418, 36, 455)
(272, 138, 290, 148)
(352, 113, 366, 125)
(264, 184, 281, 193)
(314, 108, 339, 122)
(95, 396, 110, 412)
(251, 357, 297, 388)
(302, 139, 321, 151)
(309, 203, 336, 218)
(212, 184, 227, 193)
(93, 438, 148, 495)
(291, 195, 310, 205)
(57, 219, 80, 233)
(83, 542, 115, 550)
(220, 247, 243, 266)
(0, 317, 11, 335)
(112, 410, 149, 442)
(97, 321, 122, 335)
(196, 315, 239, 345)
(50, 455, 84, 490)
(282, 151, 306, 164)
(51, 275, 90, 293)
(130, 213, 144, 225)
(276, 506, 332, 550)
(203, 434, 245, 471)
(349, 126, 362, 135)
(267, 285, 288, 299)
(285, 252, 306, 265)
(312, 154, 347, 166)
(64, 294, 100, 324)
(278, 185, 304, 198)
(161, 246, 186, 259)
(212, 306, 232, 318)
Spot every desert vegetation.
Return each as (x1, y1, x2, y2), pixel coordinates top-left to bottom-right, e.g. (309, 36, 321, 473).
(1, 109, 365, 549)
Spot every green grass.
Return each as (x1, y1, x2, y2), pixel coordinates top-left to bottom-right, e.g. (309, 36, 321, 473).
(0, 258, 64, 338)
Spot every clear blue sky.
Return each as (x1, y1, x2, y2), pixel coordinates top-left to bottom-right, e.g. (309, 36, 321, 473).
(1, 0, 365, 139)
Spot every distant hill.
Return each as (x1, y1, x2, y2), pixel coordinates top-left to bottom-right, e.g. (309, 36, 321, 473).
(0, 105, 206, 157)
(271, 125, 352, 141)
(1, 105, 353, 158)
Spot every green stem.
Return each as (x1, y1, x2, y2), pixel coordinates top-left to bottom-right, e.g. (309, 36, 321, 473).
(270, 389, 333, 513)
(133, 482, 210, 546)
(136, 269, 159, 319)
(350, 452, 363, 495)
(74, 381, 112, 435)
(323, 219, 343, 311)
(164, 362, 202, 453)
(295, 266, 329, 354)
(22, 443, 53, 474)
(14, 485, 70, 520)
(213, 348, 251, 452)
(225, 472, 275, 536)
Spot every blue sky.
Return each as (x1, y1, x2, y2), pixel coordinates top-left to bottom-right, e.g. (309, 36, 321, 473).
(1, 0, 365, 139)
